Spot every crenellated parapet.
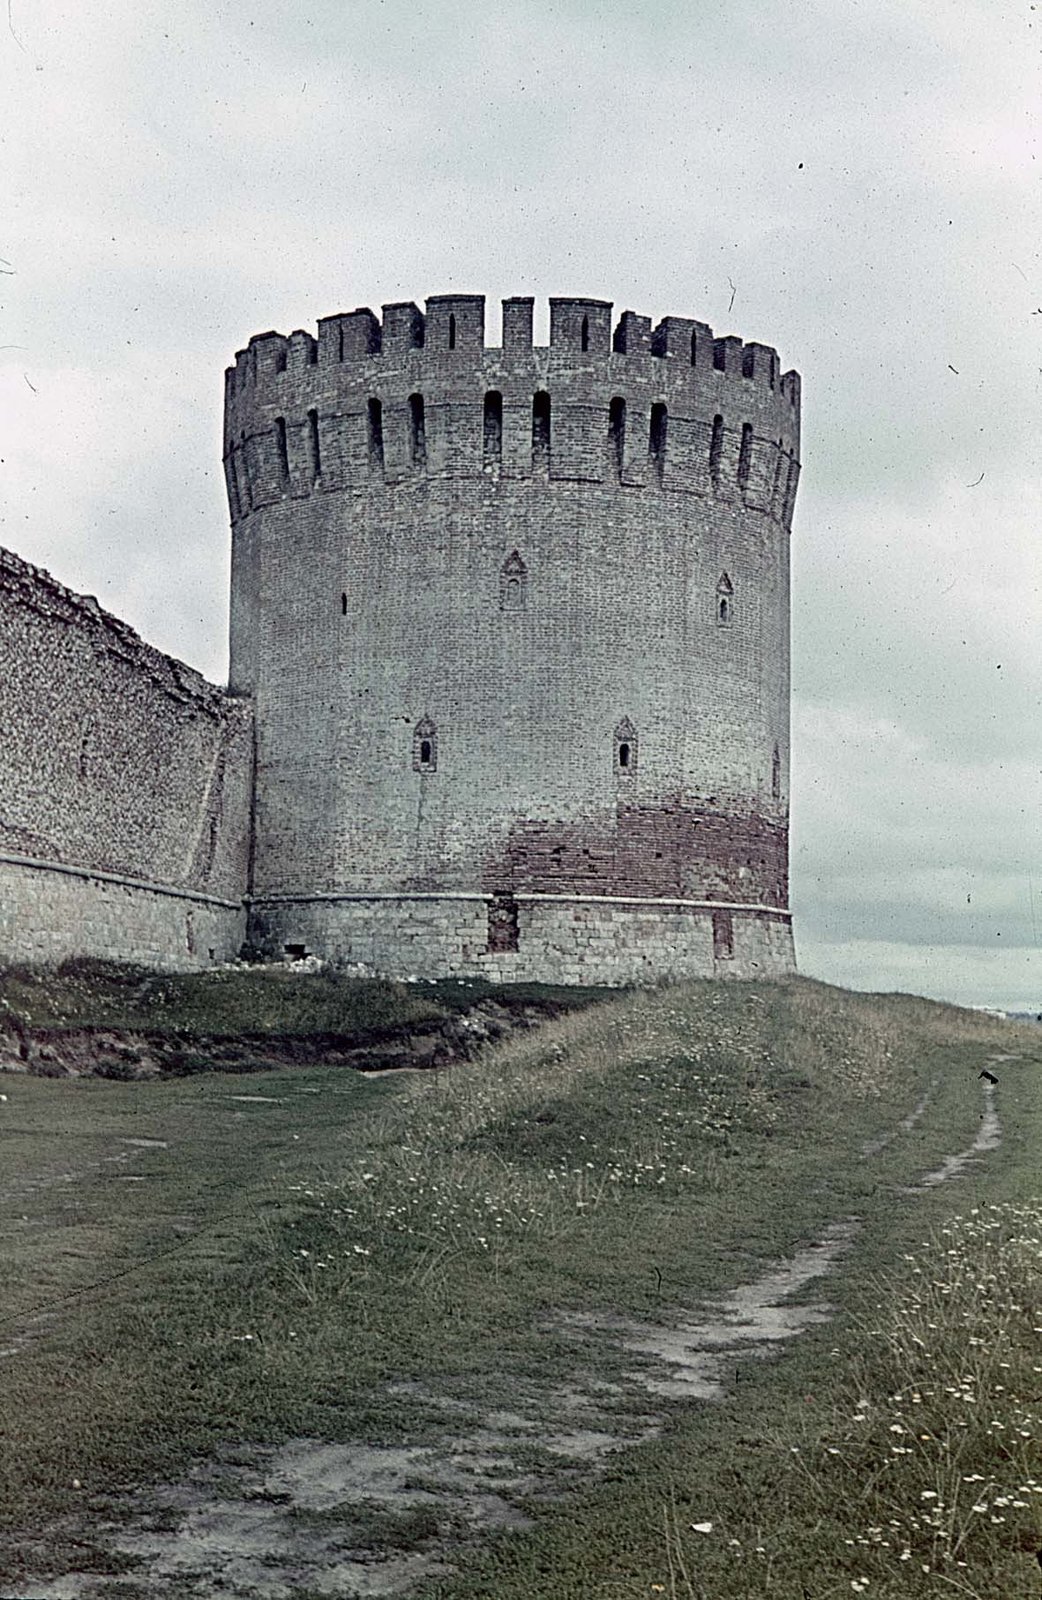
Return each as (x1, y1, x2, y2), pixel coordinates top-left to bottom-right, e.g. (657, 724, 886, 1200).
(223, 294, 801, 526)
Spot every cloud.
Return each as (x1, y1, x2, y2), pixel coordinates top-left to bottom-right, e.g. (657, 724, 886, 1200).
(800, 936, 1041, 1016)
(2, 0, 1038, 1006)
(792, 701, 1042, 1003)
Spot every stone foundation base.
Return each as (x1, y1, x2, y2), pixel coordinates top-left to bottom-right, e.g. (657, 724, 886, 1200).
(0, 854, 246, 971)
(248, 893, 795, 986)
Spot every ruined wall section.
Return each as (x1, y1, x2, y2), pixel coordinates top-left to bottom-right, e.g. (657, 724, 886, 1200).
(0, 550, 252, 967)
(226, 293, 798, 981)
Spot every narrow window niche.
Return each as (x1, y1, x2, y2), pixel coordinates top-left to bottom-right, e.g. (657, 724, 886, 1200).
(649, 402, 668, 486)
(499, 550, 527, 611)
(771, 439, 786, 515)
(274, 416, 290, 487)
(716, 571, 734, 626)
(772, 743, 782, 801)
(580, 314, 590, 352)
(307, 408, 321, 483)
(614, 716, 638, 776)
(340, 590, 348, 616)
(783, 455, 800, 522)
(709, 413, 724, 488)
(367, 397, 384, 474)
(608, 396, 626, 481)
(712, 908, 734, 960)
(532, 390, 551, 474)
(408, 393, 427, 468)
(412, 716, 437, 773)
(483, 391, 503, 468)
(737, 422, 753, 489)
(237, 432, 253, 511)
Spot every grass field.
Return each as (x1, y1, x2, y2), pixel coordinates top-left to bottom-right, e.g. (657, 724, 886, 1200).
(1, 970, 1040, 1597)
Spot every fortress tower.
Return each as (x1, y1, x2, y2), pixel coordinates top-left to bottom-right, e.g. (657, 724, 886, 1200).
(224, 293, 800, 983)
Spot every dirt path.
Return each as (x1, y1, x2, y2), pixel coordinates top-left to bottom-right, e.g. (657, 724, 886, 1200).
(8, 1064, 1010, 1600)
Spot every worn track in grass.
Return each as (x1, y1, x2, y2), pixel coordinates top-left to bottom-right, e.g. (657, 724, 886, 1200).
(0, 981, 1036, 1599)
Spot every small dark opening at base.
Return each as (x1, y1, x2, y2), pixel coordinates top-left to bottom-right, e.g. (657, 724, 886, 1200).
(487, 893, 519, 954)
(284, 943, 308, 960)
(712, 910, 734, 961)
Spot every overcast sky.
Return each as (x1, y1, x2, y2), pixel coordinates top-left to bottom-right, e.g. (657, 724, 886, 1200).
(3, 0, 1040, 1009)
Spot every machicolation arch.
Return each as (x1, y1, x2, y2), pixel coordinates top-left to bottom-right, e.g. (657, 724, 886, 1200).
(224, 294, 800, 518)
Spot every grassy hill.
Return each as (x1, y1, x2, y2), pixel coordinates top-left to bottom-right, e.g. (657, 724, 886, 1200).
(1, 971, 1040, 1596)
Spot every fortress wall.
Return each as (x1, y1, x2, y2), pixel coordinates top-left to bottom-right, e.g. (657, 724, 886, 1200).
(0, 860, 244, 971)
(248, 895, 794, 986)
(227, 293, 799, 982)
(0, 549, 251, 968)
(243, 473, 789, 899)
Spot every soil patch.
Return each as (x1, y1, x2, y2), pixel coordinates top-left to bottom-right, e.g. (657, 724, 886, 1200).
(4, 1221, 858, 1599)
(903, 1063, 1006, 1193)
(556, 1220, 856, 1402)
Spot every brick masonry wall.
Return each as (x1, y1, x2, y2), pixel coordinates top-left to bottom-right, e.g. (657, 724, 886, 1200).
(228, 293, 799, 980)
(0, 549, 252, 968)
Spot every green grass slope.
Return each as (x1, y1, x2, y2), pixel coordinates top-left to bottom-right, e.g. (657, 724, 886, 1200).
(0, 955, 604, 1037)
(0, 975, 1039, 1596)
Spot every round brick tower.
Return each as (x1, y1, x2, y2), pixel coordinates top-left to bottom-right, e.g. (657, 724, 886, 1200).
(223, 293, 800, 983)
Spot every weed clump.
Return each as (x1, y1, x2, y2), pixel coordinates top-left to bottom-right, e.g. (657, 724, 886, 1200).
(822, 1202, 1042, 1583)
(663, 1200, 1042, 1596)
